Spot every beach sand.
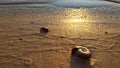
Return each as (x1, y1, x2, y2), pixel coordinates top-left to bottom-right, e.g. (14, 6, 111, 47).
(0, 7, 120, 68)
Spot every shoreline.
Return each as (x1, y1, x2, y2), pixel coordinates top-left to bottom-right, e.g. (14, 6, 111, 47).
(105, 0, 120, 3)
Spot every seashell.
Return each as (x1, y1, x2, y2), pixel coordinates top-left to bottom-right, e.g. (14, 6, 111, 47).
(71, 46, 92, 59)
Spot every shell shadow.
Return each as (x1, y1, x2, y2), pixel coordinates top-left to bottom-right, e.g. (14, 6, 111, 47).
(70, 46, 92, 68)
(70, 55, 91, 68)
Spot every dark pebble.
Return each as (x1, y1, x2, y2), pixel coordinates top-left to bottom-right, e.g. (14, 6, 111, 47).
(40, 27, 49, 36)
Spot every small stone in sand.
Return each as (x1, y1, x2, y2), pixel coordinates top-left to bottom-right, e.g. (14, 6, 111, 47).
(19, 38, 23, 40)
(10, 44, 13, 46)
(40, 27, 49, 36)
(31, 22, 34, 24)
(105, 31, 108, 35)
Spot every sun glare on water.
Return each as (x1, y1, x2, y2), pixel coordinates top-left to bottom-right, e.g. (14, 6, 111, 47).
(61, 9, 94, 36)
(69, 18, 84, 23)
(63, 9, 88, 23)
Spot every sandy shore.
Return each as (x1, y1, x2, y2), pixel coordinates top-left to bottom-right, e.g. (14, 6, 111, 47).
(0, 7, 120, 68)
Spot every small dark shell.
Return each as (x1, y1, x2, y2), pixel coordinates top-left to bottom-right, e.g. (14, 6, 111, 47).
(71, 46, 92, 59)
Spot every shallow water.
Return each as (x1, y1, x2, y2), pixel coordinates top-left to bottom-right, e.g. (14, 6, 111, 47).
(0, 0, 120, 8)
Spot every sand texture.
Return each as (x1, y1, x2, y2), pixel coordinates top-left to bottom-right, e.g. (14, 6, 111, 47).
(0, 8, 120, 68)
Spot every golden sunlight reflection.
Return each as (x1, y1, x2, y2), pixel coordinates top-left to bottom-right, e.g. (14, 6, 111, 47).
(62, 9, 93, 37)
(63, 9, 91, 23)
(68, 18, 84, 23)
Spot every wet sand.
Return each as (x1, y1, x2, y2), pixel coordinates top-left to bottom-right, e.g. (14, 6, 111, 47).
(0, 7, 120, 68)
